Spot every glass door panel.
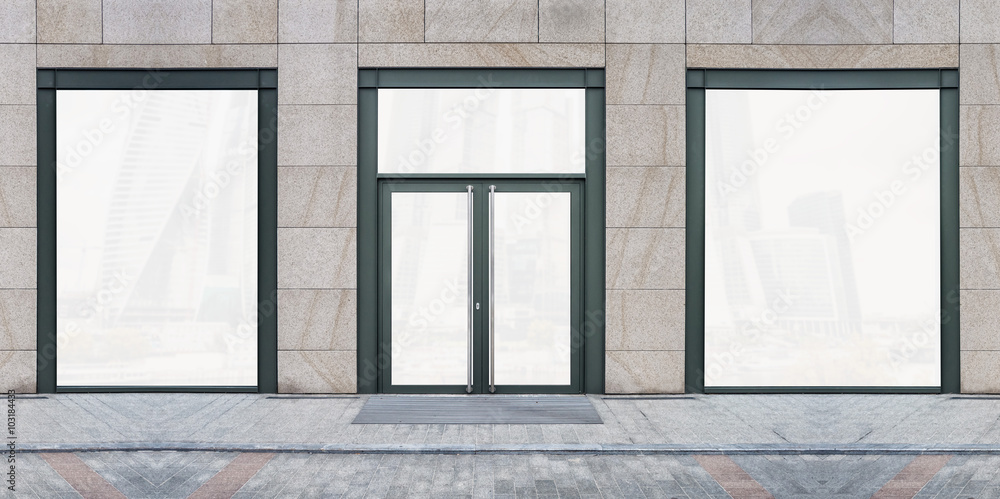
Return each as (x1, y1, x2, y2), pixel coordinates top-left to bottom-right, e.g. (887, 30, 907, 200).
(390, 191, 471, 386)
(491, 191, 573, 386)
(382, 181, 579, 393)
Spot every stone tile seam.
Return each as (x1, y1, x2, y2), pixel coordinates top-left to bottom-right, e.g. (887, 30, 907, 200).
(606, 349, 685, 352)
(277, 349, 358, 352)
(19, 443, 1000, 455)
(276, 287, 358, 290)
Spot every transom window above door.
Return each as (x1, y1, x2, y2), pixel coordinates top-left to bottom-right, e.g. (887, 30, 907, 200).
(377, 88, 586, 174)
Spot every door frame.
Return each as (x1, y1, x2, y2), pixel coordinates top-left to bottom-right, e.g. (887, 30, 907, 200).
(684, 69, 961, 394)
(357, 68, 607, 394)
(378, 180, 583, 394)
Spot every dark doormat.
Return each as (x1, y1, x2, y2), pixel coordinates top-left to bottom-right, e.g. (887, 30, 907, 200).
(352, 395, 603, 424)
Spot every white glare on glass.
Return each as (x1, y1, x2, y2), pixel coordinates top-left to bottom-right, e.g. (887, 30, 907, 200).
(493, 192, 572, 385)
(704, 89, 940, 387)
(56, 90, 258, 387)
(391, 192, 470, 385)
(378, 88, 586, 174)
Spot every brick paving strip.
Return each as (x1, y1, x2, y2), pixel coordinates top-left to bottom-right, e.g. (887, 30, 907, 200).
(188, 452, 275, 499)
(870, 455, 952, 499)
(40, 452, 127, 498)
(695, 455, 774, 498)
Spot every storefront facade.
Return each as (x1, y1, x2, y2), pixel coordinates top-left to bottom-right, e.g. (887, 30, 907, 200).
(0, 0, 995, 394)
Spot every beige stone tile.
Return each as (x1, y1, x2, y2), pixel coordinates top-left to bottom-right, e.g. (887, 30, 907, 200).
(607, 44, 684, 105)
(278, 105, 357, 166)
(0, 106, 35, 167)
(0, 0, 34, 43)
(686, 0, 751, 44)
(278, 0, 357, 43)
(278, 289, 356, 350)
(607, 105, 685, 167)
(0, 351, 34, 393)
(606, 290, 684, 351)
(36, 44, 278, 68)
(213, 0, 277, 43)
(278, 166, 357, 228)
(103, 0, 211, 44)
(278, 228, 356, 289)
(962, 0, 1000, 43)
(358, 43, 605, 67)
(961, 106, 1000, 166)
(606, 0, 684, 43)
(893, 0, 959, 44)
(960, 45, 1000, 105)
(687, 44, 959, 69)
(425, 0, 537, 43)
(0, 167, 35, 228)
(0, 45, 34, 105)
(752, 0, 892, 44)
(359, 0, 424, 43)
(960, 228, 1000, 289)
(605, 350, 684, 393)
(278, 350, 356, 393)
(961, 350, 1000, 393)
(278, 44, 356, 105)
(37, 0, 102, 44)
(960, 167, 1000, 227)
(961, 290, 1000, 350)
(0, 290, 34, 351)
(606, 228, 684, 290)
(606, 167, 684, 228)
(0, 228, 35, 288)
(538, 0, 604, 43)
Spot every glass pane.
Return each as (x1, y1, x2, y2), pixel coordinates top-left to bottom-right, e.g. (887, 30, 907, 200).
(378, 88, 586, 174)
(391, 192, 470, 385)
(704, 89, 940, 387)
(56, 89, 258, 386)
(493, 191, 572, 385)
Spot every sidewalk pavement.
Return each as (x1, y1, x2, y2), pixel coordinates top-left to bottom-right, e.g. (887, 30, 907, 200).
(10, 393, 1000, 498)
(15, 393, 1000, 451)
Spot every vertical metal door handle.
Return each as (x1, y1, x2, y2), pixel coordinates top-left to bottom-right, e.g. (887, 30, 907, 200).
(488, 185, 496, 394)
(466, 185, 474, 394)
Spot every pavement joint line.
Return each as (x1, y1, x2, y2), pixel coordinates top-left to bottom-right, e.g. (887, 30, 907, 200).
(20, 443, 1000, 455)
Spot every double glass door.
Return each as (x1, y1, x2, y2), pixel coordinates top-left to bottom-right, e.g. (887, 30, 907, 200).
(380, 180, 581, 393)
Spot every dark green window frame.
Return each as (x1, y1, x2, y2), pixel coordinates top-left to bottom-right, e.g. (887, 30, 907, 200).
(36, 68, 279, 393)
(685, 68, 960, 394)
(357, 68, 607, 394)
